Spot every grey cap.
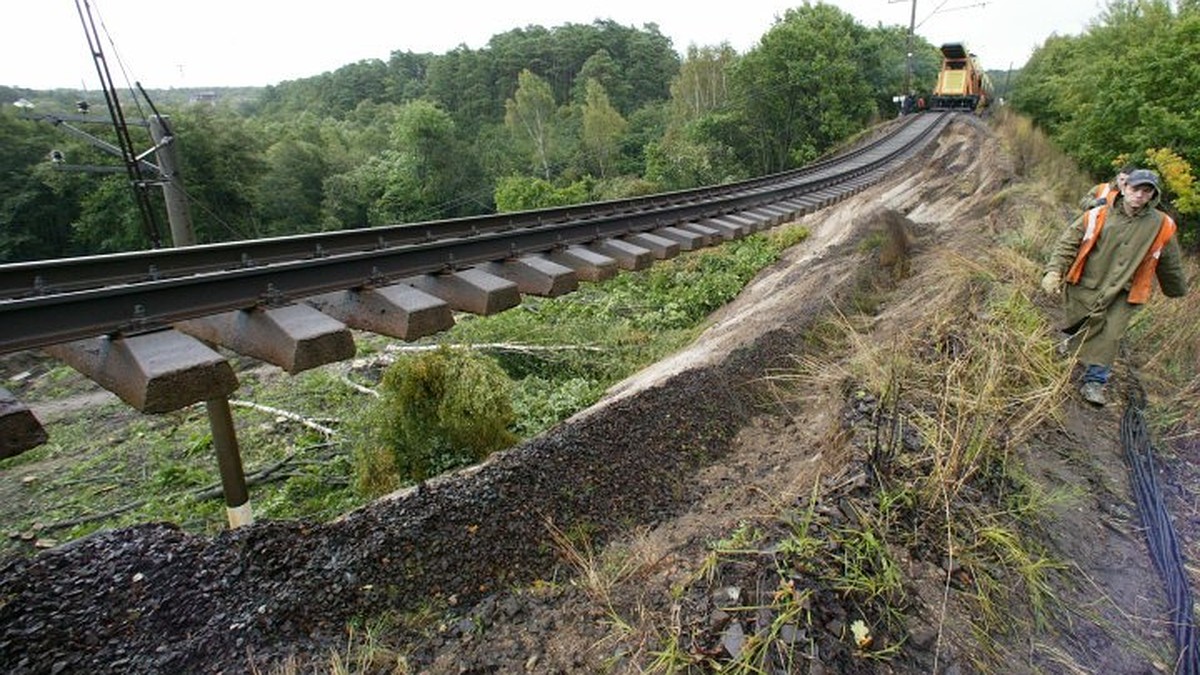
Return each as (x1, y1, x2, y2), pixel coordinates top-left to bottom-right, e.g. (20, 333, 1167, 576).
(1125, 169, 1161, 191)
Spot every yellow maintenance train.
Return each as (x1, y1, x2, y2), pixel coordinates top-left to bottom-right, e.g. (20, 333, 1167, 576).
(929, 42, 993, 112)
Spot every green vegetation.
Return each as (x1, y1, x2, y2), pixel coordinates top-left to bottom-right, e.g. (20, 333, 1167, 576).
(1011, 0, 1200, 235)
(6, 0, 1200, 668)
(353, 346, 517, 495)
(297, 106, 1200, 672)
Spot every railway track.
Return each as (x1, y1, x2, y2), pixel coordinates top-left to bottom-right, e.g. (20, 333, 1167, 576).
(0, 111, 951, 457)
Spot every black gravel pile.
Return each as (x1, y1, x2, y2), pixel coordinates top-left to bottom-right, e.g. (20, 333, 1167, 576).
(0, 326, 821, 674)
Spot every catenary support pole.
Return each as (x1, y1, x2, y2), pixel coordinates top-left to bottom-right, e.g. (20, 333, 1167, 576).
(148, 115, 195, 247)
(207, 397, 253, 527)
(150, 114, 252, 528)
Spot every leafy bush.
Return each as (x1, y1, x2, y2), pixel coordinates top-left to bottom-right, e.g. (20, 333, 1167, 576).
(353, 346, 517, 495)
(493, 175, 591, 212)
(510, 375, 602, 437)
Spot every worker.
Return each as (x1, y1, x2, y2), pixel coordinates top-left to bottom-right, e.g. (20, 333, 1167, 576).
(1079, 163, 1139, 211)
(1041, 169, 1187, 406)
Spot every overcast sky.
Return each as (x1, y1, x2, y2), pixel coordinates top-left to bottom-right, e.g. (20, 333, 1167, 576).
(2, 0, 1106, 90)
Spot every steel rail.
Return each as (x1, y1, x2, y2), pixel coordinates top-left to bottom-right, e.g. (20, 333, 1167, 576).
(0, 113, 949, 355)
(0, 114, 933, 300)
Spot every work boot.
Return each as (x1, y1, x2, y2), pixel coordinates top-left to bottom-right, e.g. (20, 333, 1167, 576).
(1079, 381, 1106, 407)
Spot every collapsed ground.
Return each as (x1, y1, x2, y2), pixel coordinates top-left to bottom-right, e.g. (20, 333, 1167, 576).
(2, 117, 1197, 674)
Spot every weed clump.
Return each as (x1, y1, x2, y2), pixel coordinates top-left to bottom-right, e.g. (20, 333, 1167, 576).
(353, 346, 516, 496)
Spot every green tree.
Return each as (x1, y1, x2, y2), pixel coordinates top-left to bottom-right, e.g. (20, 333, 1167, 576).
(321, 169, 374, 230)
(424, 46, 502, 135)
(257, 139, 327, 235)
(0, 107, 83, 261)
(493, 175, 590, 212)
(356, 346, 517, 489)
(581, 79, 628, 178)
(320, 100, 484, 226)
(1008, 34, 1081, 135)
(72, 176, 159, 253)
(1011, 0, 1200, 246)
(384, 99, 480, 221)
(644, 45, 744, 191)
(619, 102, 669, 178)
(36, 111, 169, 254)
(616, 22, 680, 114)
(728, 3, 874, 173)
(173, 105, 268, 241)
(505, 69, 560, 179)
(669, 45, 736, 123)
(858, 25, 939, 118)
(485, 20, 676, 116)
(382, 50, 433, 102)
(644, 119, 743, 191)
(1013, 0, 1200, 180)
(573, 49, 625, 106)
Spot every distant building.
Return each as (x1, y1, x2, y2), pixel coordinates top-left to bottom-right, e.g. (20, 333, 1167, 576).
(188, 91, 218, 105)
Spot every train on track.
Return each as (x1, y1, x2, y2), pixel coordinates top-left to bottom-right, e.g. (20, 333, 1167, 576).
(929, 42, 992, 112)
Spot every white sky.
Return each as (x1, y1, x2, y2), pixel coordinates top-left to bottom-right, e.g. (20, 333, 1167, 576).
(1, 1, 1105, 90)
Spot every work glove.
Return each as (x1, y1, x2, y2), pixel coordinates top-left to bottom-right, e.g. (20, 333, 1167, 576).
(1040, 270, 1062, 295)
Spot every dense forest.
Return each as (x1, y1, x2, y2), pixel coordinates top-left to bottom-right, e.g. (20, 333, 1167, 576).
(1, 0, 1196, 263)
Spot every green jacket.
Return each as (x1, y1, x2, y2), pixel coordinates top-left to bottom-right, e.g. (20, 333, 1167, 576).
(1047, 191, 1187, 330)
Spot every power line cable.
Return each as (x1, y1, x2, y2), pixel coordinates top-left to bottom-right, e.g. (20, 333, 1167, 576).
(1122, 385, 1200, 674)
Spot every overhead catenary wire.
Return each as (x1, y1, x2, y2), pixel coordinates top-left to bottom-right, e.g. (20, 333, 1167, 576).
(86, 0, 152, 127)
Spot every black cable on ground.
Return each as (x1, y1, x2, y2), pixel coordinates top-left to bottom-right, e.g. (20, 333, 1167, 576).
(1122, 386, 1200, 674)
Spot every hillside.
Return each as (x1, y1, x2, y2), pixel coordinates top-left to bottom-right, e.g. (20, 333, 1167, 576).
(1, 115, 1196, 674)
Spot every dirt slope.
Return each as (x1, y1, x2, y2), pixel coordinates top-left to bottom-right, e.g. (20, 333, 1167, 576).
(0, 117, 1191, 674)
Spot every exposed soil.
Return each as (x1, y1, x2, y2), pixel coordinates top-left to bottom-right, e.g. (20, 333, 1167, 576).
(1, 117, 1195, 674)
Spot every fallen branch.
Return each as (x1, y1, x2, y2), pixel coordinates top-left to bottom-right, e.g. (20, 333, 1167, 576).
(348, 342, 603, 371)
(386, 342, 603, 355)
(339, 375, 378, 398)
(190, 442, 336, 500)
(228, 399, 337, 437)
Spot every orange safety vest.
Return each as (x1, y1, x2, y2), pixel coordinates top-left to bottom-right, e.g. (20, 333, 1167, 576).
(1091, 183, 1118, 207)
(1065, 205, 1177, 304)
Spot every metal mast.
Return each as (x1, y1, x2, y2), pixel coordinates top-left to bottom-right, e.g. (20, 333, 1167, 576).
(75, 0, 162, 248)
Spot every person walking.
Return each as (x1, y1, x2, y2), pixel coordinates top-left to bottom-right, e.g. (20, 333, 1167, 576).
(1079, 163, 1139, 211)
(1041, 169, 1188, 406)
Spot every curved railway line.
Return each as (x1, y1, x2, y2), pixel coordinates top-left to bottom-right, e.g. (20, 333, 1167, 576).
(0, 112, 952, 464)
